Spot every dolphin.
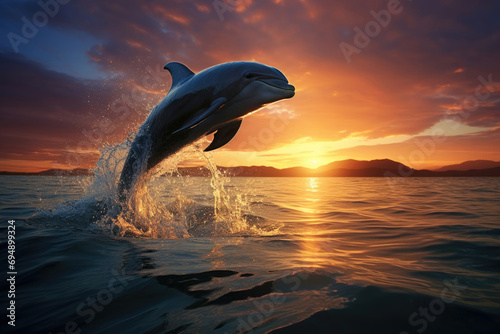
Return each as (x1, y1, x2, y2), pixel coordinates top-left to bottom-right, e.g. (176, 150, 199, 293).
(117, 61, 295, 202)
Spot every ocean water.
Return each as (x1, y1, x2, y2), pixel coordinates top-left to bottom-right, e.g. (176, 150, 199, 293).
(1, 174, 500, 333)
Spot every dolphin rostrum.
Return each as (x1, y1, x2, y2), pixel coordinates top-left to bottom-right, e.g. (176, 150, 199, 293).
(117, 61, 295, 202)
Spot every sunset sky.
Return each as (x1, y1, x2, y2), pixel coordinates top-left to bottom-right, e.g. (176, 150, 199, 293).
(1, 0, 499, 172)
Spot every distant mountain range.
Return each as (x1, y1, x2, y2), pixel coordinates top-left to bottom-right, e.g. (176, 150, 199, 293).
(2, 159, 499, 177)
(0, 168, 93, 176)
(434, 160, 500, 171)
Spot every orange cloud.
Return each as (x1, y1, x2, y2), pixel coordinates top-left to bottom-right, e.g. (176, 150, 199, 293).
(1, 0, 499, 172)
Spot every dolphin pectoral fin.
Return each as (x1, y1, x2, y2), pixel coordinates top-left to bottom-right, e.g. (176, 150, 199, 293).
(204, 119, 242, 152)
(172, 97, 226, 134)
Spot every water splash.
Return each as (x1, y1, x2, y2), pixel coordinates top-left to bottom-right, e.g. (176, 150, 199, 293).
(32, 136, 279, 239)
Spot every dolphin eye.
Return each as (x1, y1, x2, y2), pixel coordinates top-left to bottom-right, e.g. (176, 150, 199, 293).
(245, 73, 258, 79)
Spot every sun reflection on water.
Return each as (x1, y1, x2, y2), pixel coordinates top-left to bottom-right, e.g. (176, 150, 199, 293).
(306, 177, 319, 193)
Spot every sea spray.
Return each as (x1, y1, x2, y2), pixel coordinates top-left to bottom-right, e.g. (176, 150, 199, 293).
(30, 136, 278, 238)
(202, 152, 249, 233)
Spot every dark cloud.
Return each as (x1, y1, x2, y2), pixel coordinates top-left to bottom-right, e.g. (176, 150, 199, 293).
(0, 52, 163, 170)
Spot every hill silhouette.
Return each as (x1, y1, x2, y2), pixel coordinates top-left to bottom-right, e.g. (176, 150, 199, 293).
(1, 159, 499, 177)
(434, 160, 500, 171)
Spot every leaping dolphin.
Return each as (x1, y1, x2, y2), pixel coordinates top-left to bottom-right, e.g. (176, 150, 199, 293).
(117, 61, 295, 202)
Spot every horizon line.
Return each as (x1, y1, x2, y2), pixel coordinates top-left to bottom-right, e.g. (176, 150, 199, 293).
(2, 158, 500, 174)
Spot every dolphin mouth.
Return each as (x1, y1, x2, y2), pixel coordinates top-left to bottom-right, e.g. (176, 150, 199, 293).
(258, 78, 295, 91)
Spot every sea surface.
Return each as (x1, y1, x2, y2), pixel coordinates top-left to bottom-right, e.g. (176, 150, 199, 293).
(1, 175, 500, 333)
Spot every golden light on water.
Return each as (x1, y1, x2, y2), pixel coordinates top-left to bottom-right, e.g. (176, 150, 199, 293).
(307, 177, 319, 193)
(299, 177, 333, 269)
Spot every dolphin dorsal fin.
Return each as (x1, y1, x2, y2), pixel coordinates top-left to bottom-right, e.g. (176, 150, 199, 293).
(164, 62, 195, 88)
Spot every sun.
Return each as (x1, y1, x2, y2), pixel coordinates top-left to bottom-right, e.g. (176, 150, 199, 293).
(312, 160, 317, 165)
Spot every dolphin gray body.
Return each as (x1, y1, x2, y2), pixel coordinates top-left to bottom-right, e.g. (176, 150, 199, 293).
(117, 61, 295, 202)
